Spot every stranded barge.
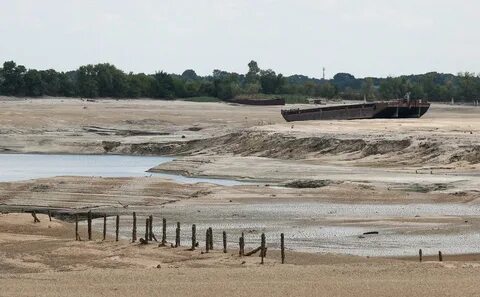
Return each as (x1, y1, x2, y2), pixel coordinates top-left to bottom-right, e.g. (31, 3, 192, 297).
(227, 98, 285, 106)
(281, 99, 430, 122)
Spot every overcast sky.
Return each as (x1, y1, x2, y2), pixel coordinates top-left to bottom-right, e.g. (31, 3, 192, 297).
(0, 0, 478, 78)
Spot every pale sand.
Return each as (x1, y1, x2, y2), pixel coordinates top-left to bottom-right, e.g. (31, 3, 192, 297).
(2, 213, 480, 297)
(2, 98, 480, 295)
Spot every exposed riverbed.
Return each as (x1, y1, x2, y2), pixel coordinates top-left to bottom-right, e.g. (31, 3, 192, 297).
(2, 153, 480, 257)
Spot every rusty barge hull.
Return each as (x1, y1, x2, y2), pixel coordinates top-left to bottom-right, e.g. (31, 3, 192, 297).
(281, 100, 430, 122)
(227, 98, 285, 106)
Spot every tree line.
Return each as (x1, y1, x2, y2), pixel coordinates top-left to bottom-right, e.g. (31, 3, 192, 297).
(1, 60, 479, 102)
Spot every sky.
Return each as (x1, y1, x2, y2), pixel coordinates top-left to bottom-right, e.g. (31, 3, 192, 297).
(0, 0, 478, 79)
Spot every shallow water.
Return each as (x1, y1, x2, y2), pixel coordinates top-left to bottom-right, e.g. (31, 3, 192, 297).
(0, 153, 246, 186)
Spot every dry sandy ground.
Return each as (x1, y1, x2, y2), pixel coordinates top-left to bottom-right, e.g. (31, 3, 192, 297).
(2, 98, 480, 295)
(2, 213, 480, 297)
(0, 97, 479, 163)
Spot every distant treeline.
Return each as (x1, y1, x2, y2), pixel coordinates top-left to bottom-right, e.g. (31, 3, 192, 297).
(0, 60, 479, 102)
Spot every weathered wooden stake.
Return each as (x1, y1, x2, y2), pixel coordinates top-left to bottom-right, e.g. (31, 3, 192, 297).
(175, 222, 181, 247)
(238, 237, 242, 256)
(75, 214, 79, 241)
(281, 233, 285, 264)
(145, 218, 149, 243)
(260, 233, 266, 264)
(149, 215, 153, 241)
(208, 227, 213, 250)
(103, 213, 107, 241)
(115, 215, 120, 241)
(241, 232, 245, 256)
(438, 251, 443, 262)
(419, 249, 422, 262)
(32, 211, 40, 223)
(191, 224, 196, 250)
(239, 236, 245, 256)
(87, 210, 92, 241)
(132, 212, 137, 242)
(162, 218, 167, 245)
(223, 231, 227, 253)
(206, 229, 210, 253)
(48, 210, 52, 221)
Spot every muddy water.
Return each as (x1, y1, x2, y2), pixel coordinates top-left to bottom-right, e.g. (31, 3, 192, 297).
(0, 153, 246, 185)
(94, 201, 480, 257)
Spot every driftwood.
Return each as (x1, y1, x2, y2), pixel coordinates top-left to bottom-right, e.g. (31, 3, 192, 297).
(244, 246, 268, 257)
(31, 211, 40, 223)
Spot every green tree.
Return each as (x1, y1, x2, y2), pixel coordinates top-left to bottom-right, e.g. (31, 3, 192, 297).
(260, 69, 285, 94)
(181, 69, 198, 81)
(24, 69, 44, 96)
(77, 65, 98, 98)
(0, 61, 26, 95)
(361, 78, 376, 101)
(152, 72, 175, 98)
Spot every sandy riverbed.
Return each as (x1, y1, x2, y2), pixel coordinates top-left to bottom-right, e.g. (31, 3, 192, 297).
(3, 213, 480, 297)
(1, 97, 480, 295)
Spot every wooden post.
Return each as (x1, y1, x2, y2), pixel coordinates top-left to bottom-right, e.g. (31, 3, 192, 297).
(419, 249, 422, 262)
(48, 210, 52, 221)
(32, 211, 40, 223)
(260, 233, 266, 264)
(149, 215, 153, 241)
(281, 233, 285, 264)
(191, 224, 196, 250)
(206, 229, 210, 253)
(239, 236, 245, 256)
(75, 214, 79, 241)
(208, 227, 213, 250)
(241, 232, 245, 256)
(438, 251, 443, 262)
(87, 210, 92, 241)
(103, 213, 107, 241)
(115, 215, 120, 242)
(132, 212, 137, 242)
(162, 218, 167, 245)
(238, 236, 242, 256)
(175, 222, 180, 247)
(145, 218, 149, 243)
(223, 231, 227, 253)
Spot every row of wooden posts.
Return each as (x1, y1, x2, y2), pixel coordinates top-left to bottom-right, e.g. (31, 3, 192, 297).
(76, 211, 286, 264)
(418, 249, 443, 262)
